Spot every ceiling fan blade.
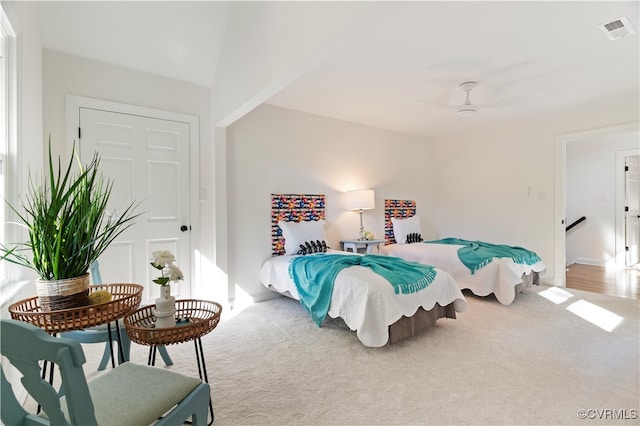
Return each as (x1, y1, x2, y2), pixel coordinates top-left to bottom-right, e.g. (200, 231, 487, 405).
(489, 65, 566, 103)
(474, 59, 538, 83)
(413, 98, 457, 112)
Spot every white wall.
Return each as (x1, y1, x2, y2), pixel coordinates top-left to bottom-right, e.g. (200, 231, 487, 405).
(433, 94, 639, 284)
(227, 104, 436, 302)
(1, 0, 43, 309)
(566, 133, 639, 265)
(41, 50, 219, 300)
(1, 0, 43, 405)
(433, 118, 553, 250)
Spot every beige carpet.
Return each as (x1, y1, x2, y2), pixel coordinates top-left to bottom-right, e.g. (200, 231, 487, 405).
(74, 285, 640, 424)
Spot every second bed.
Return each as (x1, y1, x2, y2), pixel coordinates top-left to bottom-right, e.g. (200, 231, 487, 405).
(380, 199, 547, 305)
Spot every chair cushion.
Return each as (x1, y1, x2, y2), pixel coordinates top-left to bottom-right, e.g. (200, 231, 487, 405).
(88, 362, 204, 426)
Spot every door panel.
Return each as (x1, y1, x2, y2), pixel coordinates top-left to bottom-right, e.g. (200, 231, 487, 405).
(78, 107, 191, 301)
(626, 155, 639, 266)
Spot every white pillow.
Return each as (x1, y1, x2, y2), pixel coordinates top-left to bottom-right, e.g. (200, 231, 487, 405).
(278, 220, 326, 255)
(391, 215, 422, 244)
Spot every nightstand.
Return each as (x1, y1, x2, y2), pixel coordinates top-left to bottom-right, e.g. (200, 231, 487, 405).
(340, 239, 387, 254)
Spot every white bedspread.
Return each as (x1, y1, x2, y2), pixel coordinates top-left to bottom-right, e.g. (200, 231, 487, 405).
(379, 243, 547, 305)
(259, 250, 467, 347)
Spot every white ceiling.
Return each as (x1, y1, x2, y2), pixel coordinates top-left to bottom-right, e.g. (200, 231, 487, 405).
(36, 1, 232, 88)
(35, 1, 640, 140)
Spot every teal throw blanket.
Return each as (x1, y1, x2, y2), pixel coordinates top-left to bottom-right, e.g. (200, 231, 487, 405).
(289, 254, 437, 326)
(425, 237, 541, 275)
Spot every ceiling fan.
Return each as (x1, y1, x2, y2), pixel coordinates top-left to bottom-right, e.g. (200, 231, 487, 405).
(415, 80, 482, 124)
(455, 81, 478, 119)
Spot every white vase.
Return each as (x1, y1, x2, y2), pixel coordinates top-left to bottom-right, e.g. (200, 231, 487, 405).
(154, 285, 176, 328)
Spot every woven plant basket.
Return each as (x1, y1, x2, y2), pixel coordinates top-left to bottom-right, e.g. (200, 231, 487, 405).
(36, 273, 90, 311)
(9, 284, 143, 332)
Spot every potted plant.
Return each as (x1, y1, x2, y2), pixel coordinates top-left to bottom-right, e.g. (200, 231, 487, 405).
(1, 141, 139, 310)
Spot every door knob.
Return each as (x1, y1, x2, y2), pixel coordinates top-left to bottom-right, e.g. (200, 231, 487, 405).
(180, 225, 189, 232)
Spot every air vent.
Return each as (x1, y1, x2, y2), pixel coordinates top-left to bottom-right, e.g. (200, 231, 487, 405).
(599, 16, 637, 40)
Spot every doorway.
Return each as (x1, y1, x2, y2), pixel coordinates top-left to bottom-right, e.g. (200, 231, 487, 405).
(554, 122, 640, 293)
(66, 95, 200, 301)
(623, 154, 639, 266)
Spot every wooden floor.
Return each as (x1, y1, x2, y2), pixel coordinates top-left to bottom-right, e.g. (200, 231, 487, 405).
(566, 263, 640, 299)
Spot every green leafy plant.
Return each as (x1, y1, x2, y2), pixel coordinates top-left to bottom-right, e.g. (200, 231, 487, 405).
(1, 141, 140, 280)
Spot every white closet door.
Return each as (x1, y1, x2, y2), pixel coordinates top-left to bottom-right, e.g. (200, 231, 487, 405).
(78, 107, 191, 300)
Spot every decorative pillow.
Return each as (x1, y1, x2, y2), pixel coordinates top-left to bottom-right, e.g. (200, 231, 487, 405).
(405, 233, 423, 243)
(391, 215, 422, 244)
(278, 220, 326, 255)
(297, 240, 329, 255)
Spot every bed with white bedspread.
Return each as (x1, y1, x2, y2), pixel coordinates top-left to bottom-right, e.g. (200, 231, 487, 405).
(380, 199, 547, 305)
(259, 194, 467, 347)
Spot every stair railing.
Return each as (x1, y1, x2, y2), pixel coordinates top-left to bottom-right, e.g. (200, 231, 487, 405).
(566, 216, 586, 232)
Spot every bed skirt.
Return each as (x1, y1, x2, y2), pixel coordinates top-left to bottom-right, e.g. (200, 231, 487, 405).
(387, 302, 457, 344)
(514, 271, 540, 296)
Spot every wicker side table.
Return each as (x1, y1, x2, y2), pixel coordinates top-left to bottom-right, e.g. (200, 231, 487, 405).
(124, 299, 222, 425)
(9, 284, 144, 414)
(9, 283, 143, 365)
(9, 283, 143, 333)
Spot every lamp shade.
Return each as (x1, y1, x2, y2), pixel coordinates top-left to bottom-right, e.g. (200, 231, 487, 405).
(344, 189, 375, 211)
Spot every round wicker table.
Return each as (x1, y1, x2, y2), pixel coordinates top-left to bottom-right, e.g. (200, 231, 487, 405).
(124, 299, 222, 425)
(8, 284, 143, 333)
(8, 283, 144, 407)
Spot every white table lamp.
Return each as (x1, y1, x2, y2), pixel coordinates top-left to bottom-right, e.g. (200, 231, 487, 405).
(344, 189, 375, 240)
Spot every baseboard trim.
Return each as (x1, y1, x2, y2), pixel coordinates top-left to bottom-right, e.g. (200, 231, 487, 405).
(567, 258, 607, 267)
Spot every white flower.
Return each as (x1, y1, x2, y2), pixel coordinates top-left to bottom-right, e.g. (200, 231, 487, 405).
(151, 250, 175, 268)
(150, 250, 183, 286)
(166, 263, 184, 283)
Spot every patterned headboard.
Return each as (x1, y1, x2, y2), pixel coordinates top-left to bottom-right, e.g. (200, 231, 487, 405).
(271, 193, 326, 256)
(384, 199, 416, 243)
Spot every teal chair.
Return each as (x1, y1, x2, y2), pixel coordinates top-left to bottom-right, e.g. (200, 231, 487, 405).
(0, 318, 211, 426)
(60, 261, 173, 370)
